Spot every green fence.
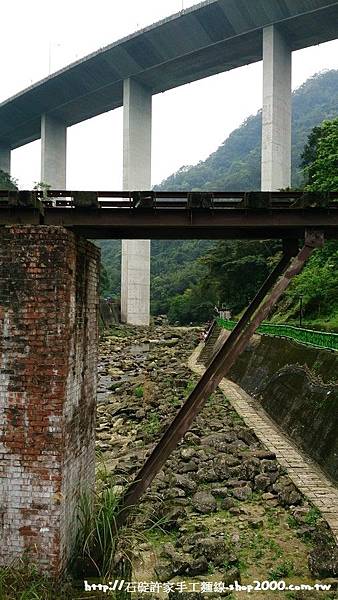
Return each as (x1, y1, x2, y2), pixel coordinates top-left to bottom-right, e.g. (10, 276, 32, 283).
(217, 318, 338, 351)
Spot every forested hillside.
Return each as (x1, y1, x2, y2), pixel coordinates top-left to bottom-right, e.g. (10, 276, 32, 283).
(99, 70, 338, 326)
(154, 70, 338, 191)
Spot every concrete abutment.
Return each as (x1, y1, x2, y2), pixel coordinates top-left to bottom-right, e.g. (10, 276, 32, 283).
(0, 226, 100, 574)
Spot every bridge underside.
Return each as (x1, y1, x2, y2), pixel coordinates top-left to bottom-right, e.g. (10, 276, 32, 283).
(0, 0, 337, 148)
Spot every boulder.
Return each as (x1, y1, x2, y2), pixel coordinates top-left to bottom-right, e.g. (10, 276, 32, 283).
(174, 474, 198, 493)
(213, 455, 239, 479)
(253, 450, 277, 460)
(232, 486, 252, 501)
(196, 466, 219, 483)
(180, 447, 197, 461)
(221, 497, 237, 510)
(191, 491, 217, 513)
(235, 426, 257, 446)
(194, 537, 227, 566)
(254, 474, 271, 492)
(178, 461, 198, 473)
(272, 477, 302, 506)
(210, 486, 228, 498)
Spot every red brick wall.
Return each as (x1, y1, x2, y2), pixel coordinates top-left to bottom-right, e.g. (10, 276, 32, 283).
(0, 226, 100, 574)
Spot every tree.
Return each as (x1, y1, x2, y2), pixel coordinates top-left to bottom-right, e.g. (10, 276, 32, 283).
(301, 117, 338, 190)
(0, 169, 18, 190)
(99, 263, 113, 297)
(198, 240, 280, 314)
(277, 117, 338, 328)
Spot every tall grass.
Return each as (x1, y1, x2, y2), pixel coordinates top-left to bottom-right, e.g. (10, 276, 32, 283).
(73, 460, 145, 583)
(74, 487, 122, 578)
(0, 458, 162, 598)
(0, 560, 72, 599)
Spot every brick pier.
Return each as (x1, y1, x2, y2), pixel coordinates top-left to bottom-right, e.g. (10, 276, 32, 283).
(0, 226, 100, 573)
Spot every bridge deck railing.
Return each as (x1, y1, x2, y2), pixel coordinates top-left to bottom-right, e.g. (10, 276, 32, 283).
(0, 190, 337, 210)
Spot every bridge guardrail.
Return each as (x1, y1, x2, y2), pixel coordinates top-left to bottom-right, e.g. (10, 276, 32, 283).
(217, 318, 338, 351)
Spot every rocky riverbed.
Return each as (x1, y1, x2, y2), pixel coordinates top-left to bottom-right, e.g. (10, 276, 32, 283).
(95, 323, 337, 599)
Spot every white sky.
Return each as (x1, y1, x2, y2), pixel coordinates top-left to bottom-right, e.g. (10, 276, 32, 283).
(1, 0, 338, 189)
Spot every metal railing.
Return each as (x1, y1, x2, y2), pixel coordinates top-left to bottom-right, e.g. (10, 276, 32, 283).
(217, 318, 338, 351)
(0, 189, 337, 210)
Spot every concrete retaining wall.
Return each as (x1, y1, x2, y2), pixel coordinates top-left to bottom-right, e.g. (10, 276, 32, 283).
(228, 335, 338, 483)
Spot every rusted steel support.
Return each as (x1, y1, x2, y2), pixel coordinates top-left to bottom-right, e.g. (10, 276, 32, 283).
(115, 231, 324, 530)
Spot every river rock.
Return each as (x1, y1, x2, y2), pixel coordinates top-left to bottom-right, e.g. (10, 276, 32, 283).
(254, 474, 271, 491)
(174, 474, 198, 493)
(194, 537, 227, 566)
(232, 485, 252, 501)
(191, 491, 217, 513)
(180, 447, 197, 461)
(272, 477, 303, 506)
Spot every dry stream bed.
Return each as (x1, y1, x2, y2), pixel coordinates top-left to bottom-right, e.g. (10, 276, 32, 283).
(94, 323, 338, 600)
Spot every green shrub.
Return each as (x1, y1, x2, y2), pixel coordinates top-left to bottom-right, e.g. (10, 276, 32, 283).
(134, 386, 144, 398)
(269, 560, 295, 579)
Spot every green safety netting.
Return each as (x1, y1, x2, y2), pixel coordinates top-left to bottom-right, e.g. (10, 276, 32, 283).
(217, 319, 338, 351)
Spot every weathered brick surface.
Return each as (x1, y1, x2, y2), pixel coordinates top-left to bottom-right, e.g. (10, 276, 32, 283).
(0, 226, 100, 573)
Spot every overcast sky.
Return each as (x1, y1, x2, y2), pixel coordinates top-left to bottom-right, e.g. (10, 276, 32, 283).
(1, 0, 338, 189)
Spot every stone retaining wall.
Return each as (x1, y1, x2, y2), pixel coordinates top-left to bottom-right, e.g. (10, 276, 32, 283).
(228, 335, 338, 483)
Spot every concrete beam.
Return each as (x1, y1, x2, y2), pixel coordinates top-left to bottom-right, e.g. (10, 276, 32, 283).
(0, 144, 11, 175)
(121, 78, 152, 326)
(261, 25, 292, 191)
(41, 114, 67, 187)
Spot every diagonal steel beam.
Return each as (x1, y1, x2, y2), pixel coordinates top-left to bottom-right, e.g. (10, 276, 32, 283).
(115, 230, 324, 530)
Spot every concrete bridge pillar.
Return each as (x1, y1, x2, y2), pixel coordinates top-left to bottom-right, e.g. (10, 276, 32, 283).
(121, 78, 152, 326)
(0, 144, 11, 175)
(41, 114, 67, 187)
(0, 226, 100, 574)
(261, 25, 292, 191)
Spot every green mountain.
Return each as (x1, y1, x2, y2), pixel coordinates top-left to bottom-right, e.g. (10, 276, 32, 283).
(99, 70, 338, 318)
(154, 69, 338, 191)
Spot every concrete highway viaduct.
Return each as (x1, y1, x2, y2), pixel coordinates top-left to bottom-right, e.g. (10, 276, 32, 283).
(1, 0, 338, 325)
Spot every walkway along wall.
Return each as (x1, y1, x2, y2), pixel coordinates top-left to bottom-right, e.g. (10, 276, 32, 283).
(0, 226, 100, 573)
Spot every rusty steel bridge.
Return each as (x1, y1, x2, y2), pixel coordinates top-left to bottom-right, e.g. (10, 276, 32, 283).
(1, 190, 338, 239)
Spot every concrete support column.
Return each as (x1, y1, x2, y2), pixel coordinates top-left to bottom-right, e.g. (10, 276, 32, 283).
(0, 226, 100, 574)
(0, 144, 11, 175)
(41, 114, 67, 187)
(261, 25, 292, 191)
(121, 78, 152, 326)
